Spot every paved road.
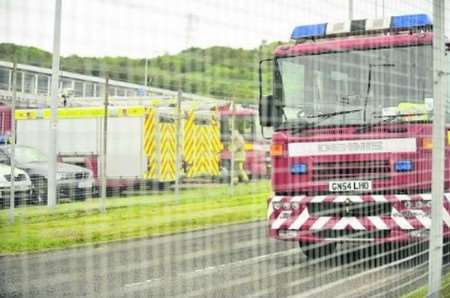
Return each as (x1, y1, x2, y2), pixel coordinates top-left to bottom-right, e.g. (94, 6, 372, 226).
(0, 221, 427, 298)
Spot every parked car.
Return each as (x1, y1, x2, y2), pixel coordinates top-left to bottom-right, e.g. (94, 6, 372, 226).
(0, 145, 94, 203)
(0, 164, 32, 208)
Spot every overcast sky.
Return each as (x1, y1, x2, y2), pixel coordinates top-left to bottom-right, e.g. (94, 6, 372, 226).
(0, 0, 446, 58)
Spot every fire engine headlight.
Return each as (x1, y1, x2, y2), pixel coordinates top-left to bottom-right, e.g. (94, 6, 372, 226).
(291, 163, 308, 175)
(401, 200, 432, 216)
(403, 200, 412, 209)
(402, 200, 427, 209)
(408, 229, 429, 239)
(415, 200, 432, 210)
(282, 202, 291, 210)
(290, 201, 300, 210)
(272, 201, 282, 210)
(394, 160, 413, 172)
(403, 200, 431, 209)
(415, 200, 424, 209)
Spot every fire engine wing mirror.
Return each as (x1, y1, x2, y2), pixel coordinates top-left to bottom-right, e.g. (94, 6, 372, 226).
(259, 58, 279, 127)
(259, 95, 281, 139)
(259, 95, 274, 127)
(259, 94, 283, 127)
(258, 58, 280, 138)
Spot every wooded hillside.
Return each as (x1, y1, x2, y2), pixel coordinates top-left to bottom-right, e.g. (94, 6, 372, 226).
(0, 42, 281, 103)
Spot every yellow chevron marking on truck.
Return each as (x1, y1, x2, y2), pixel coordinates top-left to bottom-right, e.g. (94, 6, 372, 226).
(144, 109, 155, 155)
(183, 111, 195, 176)
(143, 108, 177, 182)
(185, 112, 221, 178)
(144, 108, 157, 179)
(159, 123, 176, 181)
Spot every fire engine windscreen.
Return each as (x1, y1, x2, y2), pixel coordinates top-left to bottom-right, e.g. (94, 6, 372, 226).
(276, 45, 433, 126)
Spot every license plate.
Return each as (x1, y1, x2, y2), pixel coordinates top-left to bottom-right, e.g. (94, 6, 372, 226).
(329, 180, 372, 192)
(78, 180, 93, 188)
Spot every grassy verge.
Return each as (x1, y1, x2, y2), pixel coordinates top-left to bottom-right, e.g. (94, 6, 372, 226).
(0, 181, 271, 254)
(403, 272, 450, 298)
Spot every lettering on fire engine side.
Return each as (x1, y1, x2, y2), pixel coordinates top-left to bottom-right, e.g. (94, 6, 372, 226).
(318, 141, 383, 153)
(288, 138, 417, 157)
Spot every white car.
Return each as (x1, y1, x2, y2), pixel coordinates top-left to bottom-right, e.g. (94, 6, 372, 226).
(0, 164, 32, 208)
(0, 145, 94, 202)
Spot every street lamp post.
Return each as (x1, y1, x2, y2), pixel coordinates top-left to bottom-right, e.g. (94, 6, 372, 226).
(428, 0, 447, 297)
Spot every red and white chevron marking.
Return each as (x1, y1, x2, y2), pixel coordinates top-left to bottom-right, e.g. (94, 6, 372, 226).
(270, 193, 444, 204)
(268, 194, 450, 231)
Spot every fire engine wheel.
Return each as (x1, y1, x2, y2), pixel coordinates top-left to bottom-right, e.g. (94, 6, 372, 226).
(299, 242, 337, 260)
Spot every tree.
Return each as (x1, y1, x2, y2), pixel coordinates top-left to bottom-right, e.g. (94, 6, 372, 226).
(0, 41, 282, 103)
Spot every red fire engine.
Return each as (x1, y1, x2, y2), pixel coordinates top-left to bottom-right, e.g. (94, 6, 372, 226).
(259, 14, 450, 259)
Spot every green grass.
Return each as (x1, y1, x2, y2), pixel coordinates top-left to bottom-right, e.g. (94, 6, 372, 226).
(0, 181, 271, 254)
(403, 272, 450, 298)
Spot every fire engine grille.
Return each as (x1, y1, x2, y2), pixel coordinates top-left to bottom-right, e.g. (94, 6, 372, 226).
(312, 160, 391, 181)
(313, 230, 390, 239)
(307, 202, 392, 217)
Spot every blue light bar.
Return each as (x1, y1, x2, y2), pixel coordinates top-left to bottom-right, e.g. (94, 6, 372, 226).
(391, 14, 432, 29)
(291, 23, 327, 40)
(291, 163, 308, 175)
(394, 160, 413, 172)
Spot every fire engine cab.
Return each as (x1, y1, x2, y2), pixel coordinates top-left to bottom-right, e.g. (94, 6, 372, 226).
(259, 14, 450, 259)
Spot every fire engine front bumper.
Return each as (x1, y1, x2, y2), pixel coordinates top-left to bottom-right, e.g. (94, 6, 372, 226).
(268, 194, 450, 243)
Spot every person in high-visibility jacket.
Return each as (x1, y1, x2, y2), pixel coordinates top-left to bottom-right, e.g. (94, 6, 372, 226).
(230, 129, 249, 184)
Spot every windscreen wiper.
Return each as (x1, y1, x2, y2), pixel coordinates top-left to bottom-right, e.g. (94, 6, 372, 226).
(303, 108, 362, 129)
(307, 108, 362, 120)
(280, 109, 361, 133)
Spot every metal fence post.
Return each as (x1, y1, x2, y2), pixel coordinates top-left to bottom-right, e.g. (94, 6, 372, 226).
(175, 90, 182, 202)
(230, 100, 235, 195)
(8, 61, 17, 223)
(48, 0, 62, 208)
(100, 76, 109, 213)
(428, 1, 447, 297)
